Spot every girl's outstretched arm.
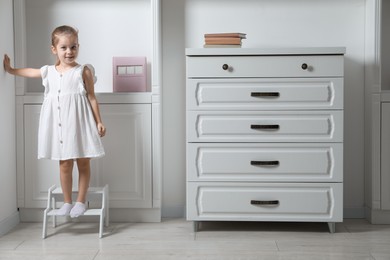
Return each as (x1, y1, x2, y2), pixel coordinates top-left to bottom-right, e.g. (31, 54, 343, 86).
(3, 54, 41, 78)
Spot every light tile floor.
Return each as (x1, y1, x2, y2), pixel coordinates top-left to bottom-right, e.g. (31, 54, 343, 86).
(1, 218, 390, 259)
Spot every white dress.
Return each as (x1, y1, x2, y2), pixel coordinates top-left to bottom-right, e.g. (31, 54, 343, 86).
(38, 64, 105, 160)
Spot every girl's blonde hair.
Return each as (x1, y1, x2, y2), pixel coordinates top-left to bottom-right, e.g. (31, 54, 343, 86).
(51, 25, 79, 46)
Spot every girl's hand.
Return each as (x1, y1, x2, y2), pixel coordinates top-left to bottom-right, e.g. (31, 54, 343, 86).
(97, 123, 106, 137)
(3, 54, 12, 73)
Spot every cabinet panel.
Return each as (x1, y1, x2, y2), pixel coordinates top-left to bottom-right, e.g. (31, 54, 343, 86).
(381, 102, 390, 210)
(187, 182, 343, 222)
(187, 143, 343, 182)
(91, 104, 152, 208)
(187, 55, 344, 78)
(24, 104, 152, 209)
(187, 78, 344, 111)
(187, 110, 343, 143)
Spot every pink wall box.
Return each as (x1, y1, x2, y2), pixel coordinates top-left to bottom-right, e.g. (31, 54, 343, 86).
(113, 57, 147, 92)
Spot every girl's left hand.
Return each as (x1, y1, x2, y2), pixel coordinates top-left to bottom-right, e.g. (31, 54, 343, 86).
(3, 54, 12, 73)
(97, 123, 106, 137)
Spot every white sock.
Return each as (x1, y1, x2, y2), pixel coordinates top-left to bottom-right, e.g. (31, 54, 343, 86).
(70, 202, 86, 218)
(57, 203, 73, 216)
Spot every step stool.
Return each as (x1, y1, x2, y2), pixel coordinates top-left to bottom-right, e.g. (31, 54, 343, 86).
(42, 184, 109, 239)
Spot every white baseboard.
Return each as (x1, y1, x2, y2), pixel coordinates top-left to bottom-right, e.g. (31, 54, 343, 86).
(343, 207, 366, 219)
(365, 207, 390, 224)
(161, 206, 185, 218)
(16, 206, 368, 224)
(0, 211, 20, 237)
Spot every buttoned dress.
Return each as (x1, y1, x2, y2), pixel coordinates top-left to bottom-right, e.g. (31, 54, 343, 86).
(37, 64, 105, 160)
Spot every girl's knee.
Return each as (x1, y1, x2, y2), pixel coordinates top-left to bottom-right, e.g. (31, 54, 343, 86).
(76, 158, 91, 172)
(60, 159, 74, 170)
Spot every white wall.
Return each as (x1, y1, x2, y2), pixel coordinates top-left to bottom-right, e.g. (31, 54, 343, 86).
(23, 0, 152, 93)
(162, 0, 186, 217)
(0, 0, 19, 235)
(162, 0, 366, 218)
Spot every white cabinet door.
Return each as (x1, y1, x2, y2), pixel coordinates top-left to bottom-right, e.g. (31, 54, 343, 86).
(381, 102, 390, 210)
(24, 104, 152, 209)
(91, 104, 152, 208)
(24, 105, 63, 208)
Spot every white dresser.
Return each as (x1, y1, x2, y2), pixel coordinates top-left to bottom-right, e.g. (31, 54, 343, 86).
(186, 47, 345, 233)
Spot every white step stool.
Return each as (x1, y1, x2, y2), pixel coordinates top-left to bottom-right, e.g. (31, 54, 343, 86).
(42, 184, 109, 239)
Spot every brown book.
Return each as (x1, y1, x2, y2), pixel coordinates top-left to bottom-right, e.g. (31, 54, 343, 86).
(203, 44, 242, 48)
(204, 32, 247, 39)
(205, 37, 242, 45)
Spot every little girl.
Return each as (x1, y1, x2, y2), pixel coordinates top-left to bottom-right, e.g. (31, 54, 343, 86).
(3, 25, 106, 218)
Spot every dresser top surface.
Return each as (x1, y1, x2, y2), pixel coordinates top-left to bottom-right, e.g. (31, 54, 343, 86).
(186, 47, 346, 56)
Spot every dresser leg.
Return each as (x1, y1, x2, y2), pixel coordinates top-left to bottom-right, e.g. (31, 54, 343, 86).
(328, 222, 336, 233)
(193, 221, 199, 232)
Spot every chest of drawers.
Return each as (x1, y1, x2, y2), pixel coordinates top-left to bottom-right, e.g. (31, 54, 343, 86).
(186, 48, 345, 233)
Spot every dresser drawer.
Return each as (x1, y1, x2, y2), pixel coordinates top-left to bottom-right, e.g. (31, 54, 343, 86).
(186, 55, 344, 78)
(187, 182, 342, 222)
(187, 143, 343, 182)
(187, 110, 343, 142)
(187, 78, 343, 110)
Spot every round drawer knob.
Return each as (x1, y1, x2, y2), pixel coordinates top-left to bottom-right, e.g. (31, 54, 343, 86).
(222, 64, 229, 70)
(301, 63, 308, 70)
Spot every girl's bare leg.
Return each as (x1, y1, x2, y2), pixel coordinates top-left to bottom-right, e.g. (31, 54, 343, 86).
(75, 158, 91, 203)
(69, 158, 90, 218)
(59, 159, 74, 203)
(58, 159, 74, 215)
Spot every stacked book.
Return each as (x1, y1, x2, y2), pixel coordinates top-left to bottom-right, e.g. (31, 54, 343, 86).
(204, 32, 246, 48)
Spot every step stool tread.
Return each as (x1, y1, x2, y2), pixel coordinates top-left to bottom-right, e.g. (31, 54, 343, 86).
(47, 208, 103, 216)
(52, 187, 105, 194)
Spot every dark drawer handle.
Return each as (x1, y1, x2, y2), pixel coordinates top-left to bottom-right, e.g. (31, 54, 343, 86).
(251, 124, 279, 130)
(251, 92, 280, 97)
(251, 160, 279, 166)
(301, 63, 308, 70)
(251, 200, 279, 205)
(222, 64, 229, 70)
